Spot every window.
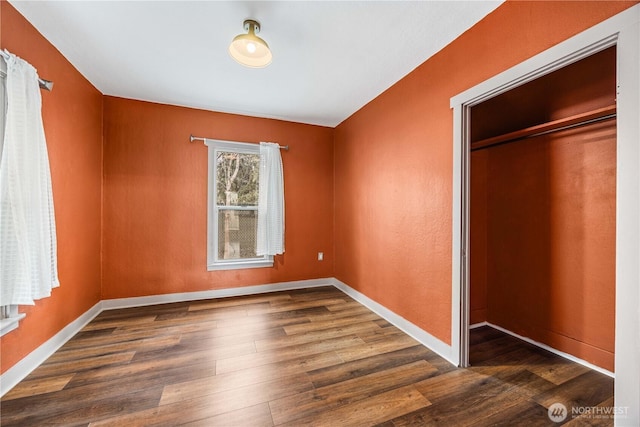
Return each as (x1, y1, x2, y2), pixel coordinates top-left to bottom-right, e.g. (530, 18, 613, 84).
(207, 140, 273, 270)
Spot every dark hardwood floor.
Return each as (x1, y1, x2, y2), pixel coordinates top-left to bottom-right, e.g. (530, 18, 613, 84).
(0, 286, 614, 426)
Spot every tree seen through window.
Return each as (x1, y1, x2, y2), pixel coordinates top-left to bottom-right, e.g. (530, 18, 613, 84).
(216, 151, 260, 259)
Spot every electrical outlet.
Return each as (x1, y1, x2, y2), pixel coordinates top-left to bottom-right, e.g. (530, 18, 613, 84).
(317, 252, 324, 261)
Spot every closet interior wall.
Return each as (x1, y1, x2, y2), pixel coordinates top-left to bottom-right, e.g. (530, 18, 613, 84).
(469, 47, 617, 372)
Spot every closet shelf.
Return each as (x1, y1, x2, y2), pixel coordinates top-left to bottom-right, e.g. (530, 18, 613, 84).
(471, 104, 616, 151)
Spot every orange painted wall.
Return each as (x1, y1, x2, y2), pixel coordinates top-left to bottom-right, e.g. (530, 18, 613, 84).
(483, 121, 616, 370)
(0, 2, 103, 374)
(333, 1, 636, 346)
(102, 97, 334, 299)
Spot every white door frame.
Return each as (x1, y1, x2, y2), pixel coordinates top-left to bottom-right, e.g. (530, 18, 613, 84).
(450, 5, 640, 425)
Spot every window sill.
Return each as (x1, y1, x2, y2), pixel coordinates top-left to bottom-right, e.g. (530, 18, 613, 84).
(0, 313, 26, 337)
(208, 258, 274, 271)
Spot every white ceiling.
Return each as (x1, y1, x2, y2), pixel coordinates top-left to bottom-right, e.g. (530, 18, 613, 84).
(9, 1, 503, 127)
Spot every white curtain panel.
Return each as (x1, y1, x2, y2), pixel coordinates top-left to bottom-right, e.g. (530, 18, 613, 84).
(256, 142, 285, 256)
(0, 51, 59, 306)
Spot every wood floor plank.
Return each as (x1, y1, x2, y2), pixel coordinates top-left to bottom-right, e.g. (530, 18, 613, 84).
(564, 396, 617, 426)
(471, 366, 557, 400)
(282, 312, 381, 335)
(283, 286, 344, 301)
(470, 341, 551, 369)
(161, 349, 344, 407)
(277, 385, 431, 427)
(179, 323, 287, 349)
(111, 317, 221, 334)
(45, 334, 182, 364)
(181, 402, 274, 427)
(187, 293, 292, 311)
(151, 304, 256, 324)
(215, 334, 365, 374)
(334, 332, 418, 362)
(1, 382, 163, 426)
(410, 376, 529, 426)
(301, 304, 375, 324)
(533, 370, 614, 409)
(307, 344, 434, 388)
(270, 360, 437, 425)
(317, 301, 371, 314)
(255, 320, 381, 352)
(130, 339, 256, 364)
(72, 327, 117, 340)
(413, 368, 487, 403)
(526, 356, 591, 385)
(0, 291, 614, 426)
(90, 374, 313, 427)
(94, 301, 189, 320)
(357, 324, 408, 342)
(25, 351, 136, 380)
(247, 298, 349, 316)
(59, 320, 216, 350)
(390, 397, 549, 427)
(160, 350, 341, 406)
(469, 325, 508, 345)
(64, 355, 217, 390)
(374, 318, 392, 327)
(214, 308, 317, 330)
(469, 334, 528, 364)
(326, 300, 373, 311)
(487, 401, 552, 427)
(1, 374, 75, 400)
(81, 314, 157, 331)
(159, 372, 313, 409)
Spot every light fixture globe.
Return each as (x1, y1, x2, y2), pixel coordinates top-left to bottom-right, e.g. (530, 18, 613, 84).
(229, 19, 272, 68)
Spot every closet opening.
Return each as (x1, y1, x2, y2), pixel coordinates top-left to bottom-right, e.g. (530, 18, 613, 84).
(468, 46, 616, 374)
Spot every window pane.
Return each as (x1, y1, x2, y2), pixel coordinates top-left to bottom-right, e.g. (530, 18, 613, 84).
(217, 209, 258, 259)
(216, 151, 260, 206)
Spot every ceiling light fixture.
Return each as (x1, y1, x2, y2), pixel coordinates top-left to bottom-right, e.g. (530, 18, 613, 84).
(228, 19, 272, 68)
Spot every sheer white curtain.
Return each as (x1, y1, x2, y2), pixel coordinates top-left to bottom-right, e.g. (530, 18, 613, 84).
(256, 142, 284, 256)
(0, 51, 59, 306)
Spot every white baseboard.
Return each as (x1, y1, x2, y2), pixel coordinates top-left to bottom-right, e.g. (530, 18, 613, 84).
(101, 278, 334, 310)
(4, 277, 613, 399)
(0, 301, 103, 397)
(2, 276, 459, 398)
(483, 322, 615, 378)
(469, 321, 488, 329)
(0, 276, 616, 400)
(332, 278, 455, 365)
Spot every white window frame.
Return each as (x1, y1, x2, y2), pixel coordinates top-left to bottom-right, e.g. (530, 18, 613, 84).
(206, 139, 273, 270)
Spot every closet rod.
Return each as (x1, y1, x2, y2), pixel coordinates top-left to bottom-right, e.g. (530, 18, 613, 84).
(471, 105, 616, 152)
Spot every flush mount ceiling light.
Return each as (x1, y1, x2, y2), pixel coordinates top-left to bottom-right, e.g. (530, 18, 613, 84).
(228, 19, 272, 68)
